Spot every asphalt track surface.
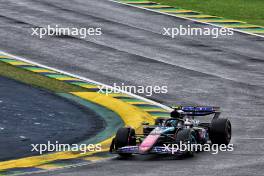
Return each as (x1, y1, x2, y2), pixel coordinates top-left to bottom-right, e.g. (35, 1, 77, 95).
(0, 76, 105, 162)
(0, 0, 264, 175)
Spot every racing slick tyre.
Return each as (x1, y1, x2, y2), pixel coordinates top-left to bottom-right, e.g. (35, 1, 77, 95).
(175, 129, 197, 157)
(114, 127, 136, 157)
(210, 118, 231, 145)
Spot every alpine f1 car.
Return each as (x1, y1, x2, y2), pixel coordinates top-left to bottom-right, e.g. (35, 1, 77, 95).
(110, 106, 232, 157)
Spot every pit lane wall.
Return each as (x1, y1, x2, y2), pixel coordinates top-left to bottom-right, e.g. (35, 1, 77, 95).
(0, 53, 171, 175)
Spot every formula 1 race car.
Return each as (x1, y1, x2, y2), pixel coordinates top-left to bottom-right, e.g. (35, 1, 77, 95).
(110, 106, 231, 157)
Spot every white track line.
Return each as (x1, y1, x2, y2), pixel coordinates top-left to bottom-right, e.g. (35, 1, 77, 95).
(0, 51, 172, 111)
(238, 138, 264, 140)
(109, 0, 264, 38)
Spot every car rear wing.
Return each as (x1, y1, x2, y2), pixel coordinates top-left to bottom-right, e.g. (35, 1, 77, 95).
(172, 106, 221, 118)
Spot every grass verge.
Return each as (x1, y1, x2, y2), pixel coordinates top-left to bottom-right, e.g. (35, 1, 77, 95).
(0, 62, 87, 93)
(154, 0, 264, 26)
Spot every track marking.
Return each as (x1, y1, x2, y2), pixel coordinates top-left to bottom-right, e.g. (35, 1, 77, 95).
(9, 157, 114, 176)
(109, 0, 264, 38)
(0, 51, 172, 111)
(0, 51, 172, 175)
(238, 138, 264, 140)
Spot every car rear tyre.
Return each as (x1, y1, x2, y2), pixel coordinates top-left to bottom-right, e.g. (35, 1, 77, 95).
(210, 118, 231, 145)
